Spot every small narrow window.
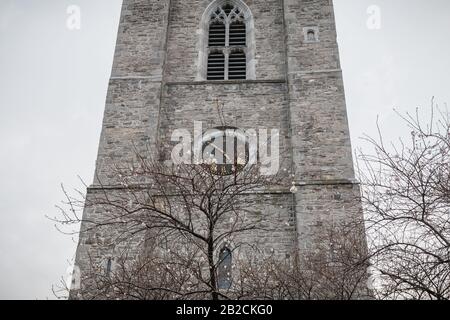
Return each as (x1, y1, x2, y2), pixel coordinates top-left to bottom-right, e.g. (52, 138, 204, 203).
(218, 247, 232, 289)
(207, 51, 225, 80)
(303, 26, 319, 43)
(307, 30, 316, 41)
(228, 51, 246, 80)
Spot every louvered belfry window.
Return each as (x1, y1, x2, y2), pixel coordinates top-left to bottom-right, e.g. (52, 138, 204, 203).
(229, 21, 246, 46)
(228, 50, 246, 80)
(207, 3, 247, 81)
(209, 22, 226, 47)
(207, 51, 225, 80)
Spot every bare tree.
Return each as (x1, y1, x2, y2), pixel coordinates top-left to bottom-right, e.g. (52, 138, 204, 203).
(54, 103, 371, 300)
(55, 218, 370, 300)
(53, 147, 373, 300)
(56, 147, 294, 300)
(359, 100, 450, 300)
(234, 220, 371, 300)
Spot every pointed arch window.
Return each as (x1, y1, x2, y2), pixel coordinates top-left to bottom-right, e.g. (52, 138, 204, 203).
(106, 258, 112, 277)
(203, 1, 254, 81)
(218, 247, 232, 289)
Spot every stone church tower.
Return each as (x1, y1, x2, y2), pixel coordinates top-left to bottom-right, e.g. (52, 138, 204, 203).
(71, 0, 367, 298)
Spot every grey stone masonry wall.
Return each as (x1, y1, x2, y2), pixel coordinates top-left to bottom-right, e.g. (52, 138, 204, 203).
(157, 81, 291, 164)
(283, 0, 354, 182)
(111, 0, 171, 79)
(165, 0, 286, 82)
(94, 0, 171, 184)
(282, 0, 361, 250)
(72, 0, 368, 298)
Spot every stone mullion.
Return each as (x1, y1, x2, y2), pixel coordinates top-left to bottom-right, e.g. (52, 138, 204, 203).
(225, 19, 230, 80)
(224, 49, 230, 80)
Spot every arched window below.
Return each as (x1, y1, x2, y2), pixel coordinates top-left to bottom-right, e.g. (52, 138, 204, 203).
(218, 247, 232, 289)
(106, 258, 112, 277)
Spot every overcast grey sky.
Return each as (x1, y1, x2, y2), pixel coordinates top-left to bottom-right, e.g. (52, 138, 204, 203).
(0, 0, 449, 300)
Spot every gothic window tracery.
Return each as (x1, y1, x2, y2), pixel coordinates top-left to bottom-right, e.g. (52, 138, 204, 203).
(207, 2, 248, 80)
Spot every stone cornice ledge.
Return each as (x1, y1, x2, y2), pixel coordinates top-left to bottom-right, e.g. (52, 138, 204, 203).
(87, 179, 359, 192)
(107, 78, 288, 85)
(165, 79, 286, 86)
(295, 178, 360, 186)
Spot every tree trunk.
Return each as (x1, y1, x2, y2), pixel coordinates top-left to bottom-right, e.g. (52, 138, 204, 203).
(208, 238, 219, 300)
